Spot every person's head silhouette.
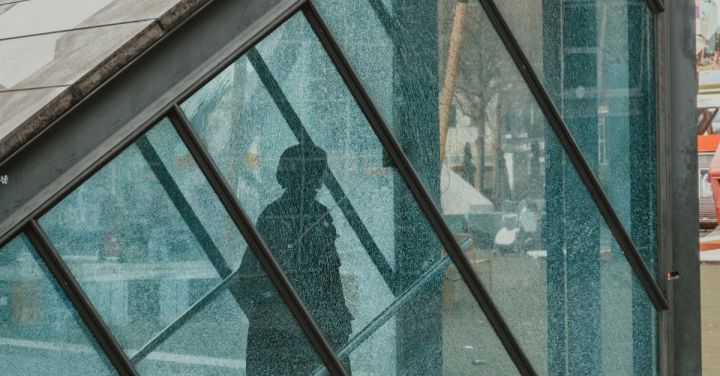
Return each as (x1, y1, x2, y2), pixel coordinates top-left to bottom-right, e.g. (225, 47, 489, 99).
(276, 144, 327, 198)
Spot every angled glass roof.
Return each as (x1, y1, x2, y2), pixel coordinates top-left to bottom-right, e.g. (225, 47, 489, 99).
(0, 0, 666, 374)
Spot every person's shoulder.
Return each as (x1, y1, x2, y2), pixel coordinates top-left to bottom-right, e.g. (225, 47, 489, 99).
(313, 200, 332, 217)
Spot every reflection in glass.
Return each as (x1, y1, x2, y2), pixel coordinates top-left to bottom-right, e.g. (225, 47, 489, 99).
(493, 0, 658, 273)
(237, 144, 352, 373)
(181, 12, 520, 375)
(313, 1, 657, 375)
(38, 119, 321, 374)
(0, 235, 116, 375)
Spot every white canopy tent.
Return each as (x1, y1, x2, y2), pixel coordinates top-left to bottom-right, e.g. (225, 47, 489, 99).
(440, 164, 494, 215)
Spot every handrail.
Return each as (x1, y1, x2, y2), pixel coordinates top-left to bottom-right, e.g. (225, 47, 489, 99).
(130, 268, 240, 363)
(310, 238, 474, 376)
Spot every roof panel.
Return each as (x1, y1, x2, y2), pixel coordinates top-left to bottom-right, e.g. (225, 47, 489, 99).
(0, 20, 155, 90)
(0, 87, 71, 142)
(0, 3, 13, 16)
(0, 0, 114, 40)
(0, 0, 179, 40)
(0, 0, 208, 162)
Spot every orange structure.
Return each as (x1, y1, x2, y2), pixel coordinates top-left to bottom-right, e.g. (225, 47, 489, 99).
(701, 137, 720, 251)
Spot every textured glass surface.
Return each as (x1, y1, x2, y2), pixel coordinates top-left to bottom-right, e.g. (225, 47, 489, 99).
(0, 235, 116, 375)
(494, 0, 658, 273)
(181, 13, 518, 375)
(39, 119, 321, 374)
(135, 284, 321, 375)
(135, 289, 248, 375)
(336, 261, 519, 376)
(313, 1, 658, 375)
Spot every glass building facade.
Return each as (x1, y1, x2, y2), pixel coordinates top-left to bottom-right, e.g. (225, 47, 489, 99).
(0, 0, 678, 375)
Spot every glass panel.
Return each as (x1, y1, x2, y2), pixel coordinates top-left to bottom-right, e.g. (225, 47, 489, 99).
(181, 13, 518, 375)
(135, 290, 246, 375)
(334, 260, 518, 376)
(313, 1, 658, 375)
(493, 0, 657, 272)
(38, 119, 322, 374)
(0, 235, 116, 375)
(135, 284, 320, 375)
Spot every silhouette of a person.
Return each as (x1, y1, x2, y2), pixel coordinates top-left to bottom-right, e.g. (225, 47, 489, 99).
(236, 144, 353, 375)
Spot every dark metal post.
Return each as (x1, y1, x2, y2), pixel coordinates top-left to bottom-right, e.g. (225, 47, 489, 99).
(302, 3, 537, 375)
(24, 220, 138, 376)
(166, 105, 348, 375)
(663, 0, 701, 374)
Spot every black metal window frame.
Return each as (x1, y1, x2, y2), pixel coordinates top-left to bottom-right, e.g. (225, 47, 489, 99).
(0, 0, 668, 375)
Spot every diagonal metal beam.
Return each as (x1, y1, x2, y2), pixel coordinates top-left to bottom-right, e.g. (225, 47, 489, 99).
(132, 135, 255, 362)
(135, 136, 234, 278)
(24, 220, 138, 376)
(475, 0, 668, 310)
(246, 47, 397, 294)
(301, 3, 537, 375)
(166, 105, 348, 375)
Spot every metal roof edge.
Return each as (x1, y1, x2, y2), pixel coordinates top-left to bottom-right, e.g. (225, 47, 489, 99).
(0, 0, 214, 164)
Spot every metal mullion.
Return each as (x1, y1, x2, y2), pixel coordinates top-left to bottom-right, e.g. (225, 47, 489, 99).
(302, 3, 537, 375)
(646, 0, 665, 14)
(246, 47, 397, 294)
(24, 220, 138, 376)
(166, 105, 348, 376)
(135, 136, 234, 278)
(475, 0, 669, 311)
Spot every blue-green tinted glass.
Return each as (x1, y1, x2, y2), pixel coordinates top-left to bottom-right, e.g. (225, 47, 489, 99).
(313, 1, 658, 375)
(315, 255, 518, 376)
(39, 119, 321, 374)
(135, 284, 320, 375)
(181, 13, 518, 375)
(0, 235, 116, 375)
(495, 0, 657, 273)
